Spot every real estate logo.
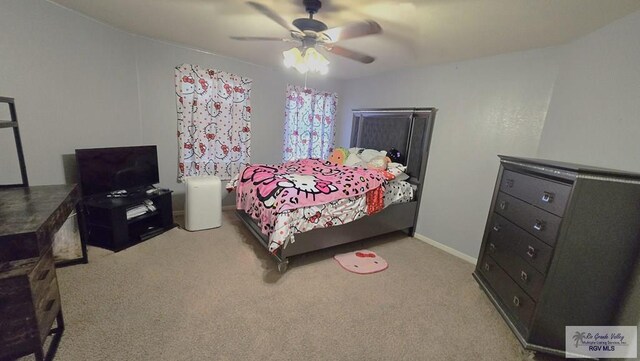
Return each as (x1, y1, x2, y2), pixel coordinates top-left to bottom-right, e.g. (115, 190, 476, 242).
(566, 326, 637, 358)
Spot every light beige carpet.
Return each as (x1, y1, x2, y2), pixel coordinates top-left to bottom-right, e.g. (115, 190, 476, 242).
(33, 211, 562, 360)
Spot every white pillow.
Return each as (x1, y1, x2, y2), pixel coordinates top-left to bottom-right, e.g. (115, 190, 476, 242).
(365, 155, 389, 170)
(344, 153, 363, 167)
(394, 172, 410, 181)
(388, 162, 406, 172)
(360, 149, 388, 162)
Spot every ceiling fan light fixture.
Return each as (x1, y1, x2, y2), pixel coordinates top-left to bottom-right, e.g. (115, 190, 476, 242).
(282, 47, 329, 75)
(282, 47, 308, 74)
(283, 47, 301, 69)
(304, 47, 329, 75)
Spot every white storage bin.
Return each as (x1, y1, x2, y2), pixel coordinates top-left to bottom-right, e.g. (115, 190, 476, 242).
(185, 176, 222, 231)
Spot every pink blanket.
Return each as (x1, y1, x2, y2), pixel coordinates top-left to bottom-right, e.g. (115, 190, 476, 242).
(236, 159, 386, 244)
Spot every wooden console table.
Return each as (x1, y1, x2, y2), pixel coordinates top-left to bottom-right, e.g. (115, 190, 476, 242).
(0, 184, 85, 361)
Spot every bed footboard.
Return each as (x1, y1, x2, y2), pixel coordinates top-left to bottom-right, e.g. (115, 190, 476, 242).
(236, 200, 417, 272)
(283, 201, 417, 258)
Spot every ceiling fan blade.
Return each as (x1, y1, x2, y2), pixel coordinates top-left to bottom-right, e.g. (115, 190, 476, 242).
(230, 36, 293, 42)
(323, 45, 375, 64)
(320, 20, 382, 43)
(246, 1, 301, 34)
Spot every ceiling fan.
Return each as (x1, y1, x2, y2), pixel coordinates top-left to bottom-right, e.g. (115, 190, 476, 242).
(230, 0, 382, 73)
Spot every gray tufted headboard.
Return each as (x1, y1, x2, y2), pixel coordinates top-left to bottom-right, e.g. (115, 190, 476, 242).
(350, 108, 437, 185)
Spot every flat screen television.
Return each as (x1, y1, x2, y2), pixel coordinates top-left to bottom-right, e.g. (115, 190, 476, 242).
(75, 145, 160, 197)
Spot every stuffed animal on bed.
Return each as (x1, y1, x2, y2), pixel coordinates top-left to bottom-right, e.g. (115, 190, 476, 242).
(387, 148, 402, 163)
(328, 147, 349, 165)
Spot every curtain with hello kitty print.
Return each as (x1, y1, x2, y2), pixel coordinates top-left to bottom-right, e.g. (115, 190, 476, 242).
(283, 85, 337, 162)
(175, 64, 252, 181)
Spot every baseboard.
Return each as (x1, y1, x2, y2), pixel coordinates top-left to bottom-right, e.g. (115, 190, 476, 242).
(173, 210, 185, 217)
(413, 233, 477, 265)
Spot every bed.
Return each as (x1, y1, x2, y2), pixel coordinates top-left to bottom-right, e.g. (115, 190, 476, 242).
(236, 108, 437, 272)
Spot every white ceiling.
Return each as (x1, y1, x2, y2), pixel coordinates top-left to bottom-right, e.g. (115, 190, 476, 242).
(49, 0, 640, 79)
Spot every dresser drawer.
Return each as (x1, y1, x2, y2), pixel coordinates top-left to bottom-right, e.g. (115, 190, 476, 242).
(0, 277, 33, 322)
(34, 277, 61, 343)
(488, 214, 554, 274)
(0, 298, 33, 322)
(495, 192, 562, 247)
(28, 250, 56, 298)
(479, 256, 536, 328)
(0, 318, 39, 358)
(500, 170, 572, 216)
(0, 251, 61, 352)
(484, 243, 545, 300)
(0, 275, 31, 303)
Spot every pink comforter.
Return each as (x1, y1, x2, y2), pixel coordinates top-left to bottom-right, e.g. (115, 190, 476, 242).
(236, 159, 386, 247)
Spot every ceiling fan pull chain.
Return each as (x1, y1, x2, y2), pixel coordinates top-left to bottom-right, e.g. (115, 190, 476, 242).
(304, 72, 308, 90)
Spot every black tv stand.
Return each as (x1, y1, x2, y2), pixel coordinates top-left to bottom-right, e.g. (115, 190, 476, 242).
(81, 188, 175, 252)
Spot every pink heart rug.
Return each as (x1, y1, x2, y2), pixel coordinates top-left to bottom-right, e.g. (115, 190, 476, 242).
(334, 250, 388, 274)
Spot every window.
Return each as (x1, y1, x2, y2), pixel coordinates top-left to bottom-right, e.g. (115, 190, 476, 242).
(175, 64, 252, 180)
(283, 85, 337, 161)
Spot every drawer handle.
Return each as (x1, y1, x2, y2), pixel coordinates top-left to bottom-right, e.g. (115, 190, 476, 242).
(541, 192, 554, 203)
(44, 299, 56, 312)
(520, 271, 528, 282)
(489, 243, 496, 253)
(526, 245, 537, 258)
(38, 269, 50, 281)
(533, 220, 545, 231)
(483, 263, 491, 272)
(499, 201, 508, 210)
(492, 225, 501, 232)
(513, 296, 521, 307)
(505, 179, 514, 188)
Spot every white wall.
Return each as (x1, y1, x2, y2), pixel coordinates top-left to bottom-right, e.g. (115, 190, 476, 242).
(537, 10, 640, 171)
(0, 0, 341, 209)
(337, 48, 561, 258)
(0, 0, 141, 185)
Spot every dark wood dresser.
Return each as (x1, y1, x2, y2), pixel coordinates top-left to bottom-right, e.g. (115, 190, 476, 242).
(0, 185, 81, 361)
(473, 156, 640, 357)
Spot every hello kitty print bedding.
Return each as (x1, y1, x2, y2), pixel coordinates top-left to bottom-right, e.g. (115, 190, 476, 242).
(268, 195, 368, 253)
(267, 181, 412, 253)
(236, 158, 387, 252)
